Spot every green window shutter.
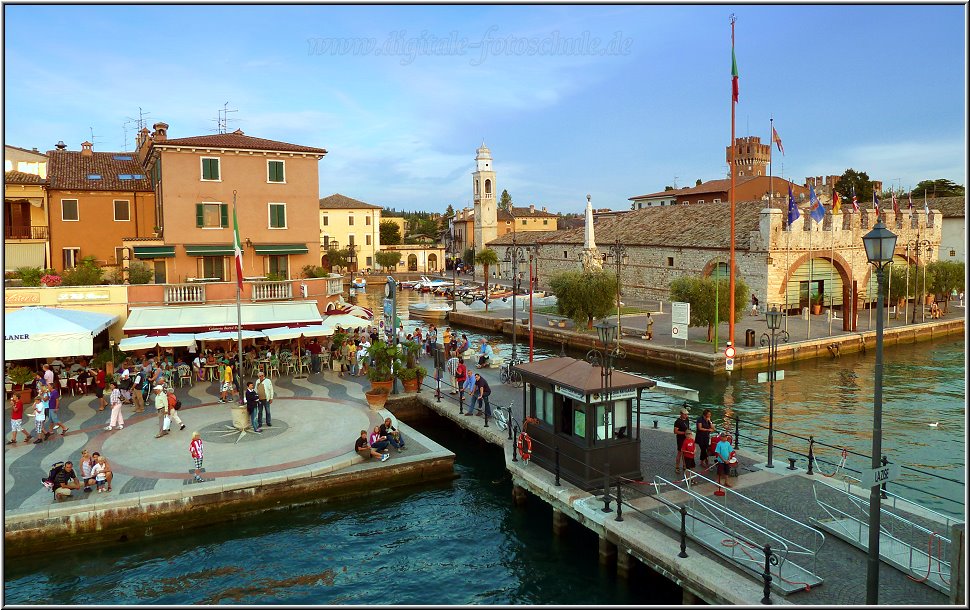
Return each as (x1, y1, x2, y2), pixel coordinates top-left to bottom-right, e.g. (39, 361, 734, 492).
(196, 203, 204, 227)
(274, 205, 285, 227)
(220, 203, 228, 228)
(212, 159, 219, 180)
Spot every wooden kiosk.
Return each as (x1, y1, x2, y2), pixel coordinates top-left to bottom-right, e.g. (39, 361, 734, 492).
(512, 357, 656, 490)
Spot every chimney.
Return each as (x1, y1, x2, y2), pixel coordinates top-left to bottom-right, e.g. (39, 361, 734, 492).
(80, 141, 93, 156)
(55, 141, 67, 150)
(151, 122, 169, 142)
(31, 147, 38, 152)
(541, 206, 547, 212)
(529, 204, 535, 213)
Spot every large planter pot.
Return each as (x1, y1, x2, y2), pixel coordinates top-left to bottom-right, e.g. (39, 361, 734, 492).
(365, 390, 388, 410)
(231, 404, 251, 431)
(370, 380, 393, 394)
(19, 387, 33, 405)
(812, 304, 822, 315)
(105, 362, 114, 376)
(401, 378, 419, 393)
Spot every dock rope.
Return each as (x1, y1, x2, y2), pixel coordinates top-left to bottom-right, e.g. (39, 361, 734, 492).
(813, 448, 848, 478)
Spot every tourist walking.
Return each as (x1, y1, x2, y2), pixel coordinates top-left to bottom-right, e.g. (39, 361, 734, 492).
(94, 367, 107, 411)
(673, 407, 690, 473)
(189, 431, 205, 482)
(105, 383, 125, 431)
(695, 409, 715, 469)
(166, 388, 185, 431)
(219, 362, 235, 403)
(153, 385, 170, 438)
(473, 373, 492, 421)
(245, 381, 261, 433)
(8, 395, 31, 444)
(255, 371, 274, 428)
(445, 355, 461, 394)
(29, 397, 46, 444)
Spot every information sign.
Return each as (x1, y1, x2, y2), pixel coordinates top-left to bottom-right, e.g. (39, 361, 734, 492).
(860, 463, 901, 488)
(671, 301, 690, 340)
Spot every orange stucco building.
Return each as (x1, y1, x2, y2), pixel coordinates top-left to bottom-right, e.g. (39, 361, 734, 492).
(135, 123, 327, 283)
(45, 142, 156, 273)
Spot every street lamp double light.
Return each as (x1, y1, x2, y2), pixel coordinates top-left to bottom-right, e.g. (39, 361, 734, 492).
(504, 242, 528, 363)
(587, 319, 625, 510)
(760, 306, 789, 468)
(861, 219, 897, 606)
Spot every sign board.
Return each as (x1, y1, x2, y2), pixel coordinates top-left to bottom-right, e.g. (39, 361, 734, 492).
(671, 301, 690, 340)
(5, 292, 40, 305)
(57, 290, 110, 302)
(756, 370, 785, 383)
(725, 357, 734, 371)
(860, 462, 901, 488)
(724, 345, 736, 359)
(555, 384, 638, 403)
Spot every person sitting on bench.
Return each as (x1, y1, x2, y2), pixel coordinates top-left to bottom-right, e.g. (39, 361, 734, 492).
(476, 339, 494, 369)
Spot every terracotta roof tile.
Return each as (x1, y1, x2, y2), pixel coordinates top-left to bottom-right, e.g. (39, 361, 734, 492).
(319, 193, 382, 209)
(156, 131, 327, 155)
(508, 206, 557, 218)
(45, 150, 153, 192)
(4, 171, 45, 185)
(926, 196, 965, 218)
(487, 230, 559, 247)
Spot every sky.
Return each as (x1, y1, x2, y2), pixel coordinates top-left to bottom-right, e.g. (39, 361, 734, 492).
(3, 4, 966, 214)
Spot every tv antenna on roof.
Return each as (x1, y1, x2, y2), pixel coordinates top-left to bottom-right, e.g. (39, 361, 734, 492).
(213, 101, 238, 134)
(121, 108, 151, 151)
(87, 126, 104, 149)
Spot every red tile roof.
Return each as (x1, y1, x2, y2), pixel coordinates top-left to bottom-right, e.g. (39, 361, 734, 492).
(319, 193, 381, 209)
(45, 150, 153, 192)
(4, 171, 45, 185)
(508, 206, 557, 218)
(156, 130, 327, 155)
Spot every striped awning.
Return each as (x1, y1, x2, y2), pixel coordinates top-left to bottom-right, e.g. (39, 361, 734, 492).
(133, 245, 176, 259)
(253, 244, 310, 255)
(184, 245, 234, 256)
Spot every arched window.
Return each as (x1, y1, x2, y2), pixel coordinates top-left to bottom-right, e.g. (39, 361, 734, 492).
(484, 179, 492, 195)
(475, 179, 480, 195)
(428, 253, 438, 271)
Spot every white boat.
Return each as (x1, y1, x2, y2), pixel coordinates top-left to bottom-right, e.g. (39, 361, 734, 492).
(351, 276, 366, 289)
(408, 302, 452, 320)
(413, 276, 452, 292)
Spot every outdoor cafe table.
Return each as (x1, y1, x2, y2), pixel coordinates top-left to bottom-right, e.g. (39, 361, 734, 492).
(203, 363, 219, 382)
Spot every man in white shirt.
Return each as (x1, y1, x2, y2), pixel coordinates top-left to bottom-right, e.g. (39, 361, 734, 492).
(445, 355, 461, 394)
(42, 364, 54, 387)
(356, 343, 369, 377)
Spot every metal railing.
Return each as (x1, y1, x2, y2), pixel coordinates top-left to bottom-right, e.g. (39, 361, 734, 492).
(251, 281, 292, 301)
(164, 283, 206, 304)
(4, 225, 49, 240)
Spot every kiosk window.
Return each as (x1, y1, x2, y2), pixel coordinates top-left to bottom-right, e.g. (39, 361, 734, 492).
(559, 397, 573, 435)
(534, 387, 554, 425)
(595, 401, 629, 440)
(573, 406, 586, 438)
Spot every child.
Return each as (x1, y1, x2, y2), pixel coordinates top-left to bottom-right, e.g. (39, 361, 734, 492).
(245, 382, 260, 433)
(189, 432, 204, 482)
(30, 397, 46, 444)
(92, 456, 108, 492)
(8, 395, 32, 444)
(681, 430, 697, 479)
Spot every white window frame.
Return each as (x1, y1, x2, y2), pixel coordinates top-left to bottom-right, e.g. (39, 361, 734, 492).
(265, 254, 289, 279)
(200, 156, 221, 182)
(365, 234, 372, 246)
(61, 199, 79, 222)
(697, 200, 705, 204)
(267, 159, 286, 184)
(347, 234, 356, 246)
(199, 256, 226, 281)
(201, 201, 224, 229)
(365, 215, 371, 226)
(268, 202, 287, 230)
(713, 198, 721, 204)
(63, 247, 80, 269)
(113, 199, 131, 222)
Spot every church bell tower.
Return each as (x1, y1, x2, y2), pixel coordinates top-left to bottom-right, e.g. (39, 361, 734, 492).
(472, 142, 498, 261)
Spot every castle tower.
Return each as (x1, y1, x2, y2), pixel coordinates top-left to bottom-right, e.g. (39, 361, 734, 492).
(726, 136, 770, 178)
(472, 142, 497, 257)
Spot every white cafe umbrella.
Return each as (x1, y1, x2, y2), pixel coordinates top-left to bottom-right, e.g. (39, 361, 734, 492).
(320, 314, 371, 332)
(195, 330, 267, 342)
(118, 333, 197, 352)
(4, 307, 118, 360)
(261, 325, 333, 342)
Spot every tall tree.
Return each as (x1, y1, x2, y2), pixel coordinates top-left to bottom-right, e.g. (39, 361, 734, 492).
(669, 275, 749, 341)
(444, 204, 455, 218)
(499, 189, 513, 211)
(928, 260, 964, 313)
(379, 220, 402, 245)
(474, 248, 499, 311)
(913, 179, 965, 198)
(835, 168, 874, 204)
(549, 270, 618, 329)
(374, 250, 403, 272)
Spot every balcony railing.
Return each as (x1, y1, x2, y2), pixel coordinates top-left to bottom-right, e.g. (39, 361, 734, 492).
(327, 275, 343, 296)
(251, 281, 292, 301)
(165, 284, 206, 304)
(4, 225, 49, 240)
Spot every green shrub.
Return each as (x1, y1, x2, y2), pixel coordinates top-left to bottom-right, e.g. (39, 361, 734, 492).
(61, 256, 104, 286)
(16, 266, 44, 287)
(128, 261, 154, 284)
(302, 265, 328, 278)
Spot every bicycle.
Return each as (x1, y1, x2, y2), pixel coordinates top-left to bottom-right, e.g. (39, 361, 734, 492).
(499, 357, 522, 387)
(492, 401, 520, 435)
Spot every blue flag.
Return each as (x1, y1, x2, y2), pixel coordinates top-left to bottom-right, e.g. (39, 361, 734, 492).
(787, 183, 800, 227)
(809, 185, 826, 223)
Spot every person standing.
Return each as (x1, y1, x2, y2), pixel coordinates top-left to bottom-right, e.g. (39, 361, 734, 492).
(673, 408, 690, 473)
(42, 363, 54, 388)
(47, 383, 68, 435)
(92, 456, 108, 493)
(442, 327, 453, 360)
(29, 397, 46, 444)
(105, 383, 125, 431)
(189, 432, 205, 483)
(131, 367, 146, 414)
(644, 313, 654, 341)
(8, 395, 31, 444)
(681, 430, 697, 479)
(715, 433, 735, 488)
(695, 409, 715, 469)
(94, 367, 107, 411)
(166, 388, 185, 431)
(473, 373, 492, 421)
(255, 371, 274, 428)
(356, 341, 369, 377)
(308, 339, 323, 374)
(153, 385, 170, 438)
(445, 355, 461, 394)
(245, 381, 261, 433)
(219, 362, 234, 404)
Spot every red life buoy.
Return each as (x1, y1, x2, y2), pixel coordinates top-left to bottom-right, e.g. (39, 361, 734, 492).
(517, 432, 532, 461)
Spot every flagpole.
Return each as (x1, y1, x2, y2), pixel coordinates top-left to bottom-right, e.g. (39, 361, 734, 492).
(807, 216, 813, 340)
(785, 223, 790, 333)
(904, 243, 911, 325)
(829, 206, 835, 336)
(769, 117, 774, 208)
(728, 14, 738, 348)
(233, 191, 244, 407)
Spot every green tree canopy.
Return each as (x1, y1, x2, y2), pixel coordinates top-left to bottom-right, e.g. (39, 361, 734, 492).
(444, 204, 455, 218)
(380, 220, 402, 245)
(61, 256, 104, 286)
(375, 250, 402, 271)
(669, 275, 749, 341)
(912, 179, 965, 198)
(836, 168, 874, 204)
(325, 247, 351, 272)
(499, 189, 512, 211)
(549, 270, 619, 329)
(928, 260, 964, 312)
(463, 248, 476, 266)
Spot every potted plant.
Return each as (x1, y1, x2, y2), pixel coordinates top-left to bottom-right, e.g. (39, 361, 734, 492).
(366, 340, 399, 395)
(8, 366, 35, 403)
(415, 364, 428, 389)
(811, 292, 824, 315)
(396, 339, 422, 392)
(40, 273, 62, 287)
(397, 365, 419, 393)
(365, 385, 389, 409)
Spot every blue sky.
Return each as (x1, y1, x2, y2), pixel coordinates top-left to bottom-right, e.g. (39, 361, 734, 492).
(4, 4, 966, 213)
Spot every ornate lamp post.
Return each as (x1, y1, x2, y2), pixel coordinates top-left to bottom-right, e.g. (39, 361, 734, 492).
(605, 238, 628, 346)
(905, 226, 931, 323)
(504, 239, 528, 364)
(446, 222, 459, 312)
(586, 319, 625, 511)
(862, 219, 897, 605)
(760, 306, 789, 468)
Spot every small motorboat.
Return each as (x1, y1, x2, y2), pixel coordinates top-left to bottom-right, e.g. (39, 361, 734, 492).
(351, 276, 366, 289)
(408, 302, 452, 320)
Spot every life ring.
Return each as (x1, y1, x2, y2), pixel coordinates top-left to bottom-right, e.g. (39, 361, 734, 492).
(517, 432, 532, 461)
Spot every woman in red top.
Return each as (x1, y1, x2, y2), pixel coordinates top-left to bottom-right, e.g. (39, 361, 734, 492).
(94, 368, 107, 411)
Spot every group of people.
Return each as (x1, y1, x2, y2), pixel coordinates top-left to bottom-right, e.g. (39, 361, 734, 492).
(674, 406, 736, 486)
(355, 416, 406, 462)
(46, 449, 114, 500)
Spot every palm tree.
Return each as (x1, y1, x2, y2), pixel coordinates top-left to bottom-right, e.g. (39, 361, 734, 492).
(474, 248, 499, 311)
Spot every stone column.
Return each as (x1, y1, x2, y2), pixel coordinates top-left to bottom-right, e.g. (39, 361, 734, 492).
(616, 548, 631, 579)
(511, 484, 527, 506)
(598, 535, 616, 565)
(552, 508, 568, 536)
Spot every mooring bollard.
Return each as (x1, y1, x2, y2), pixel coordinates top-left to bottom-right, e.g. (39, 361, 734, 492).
(507, 410, 514, 441)
(761, 544, 777, 604)
(881, 455, 889, 499)
(435, 369, 441, 402)
(787, 457, 797, 470)
(615, 481, 624, 522)
(807, 436, 815, 476)
(678, 505, 688, 558)
(554, 446, 561, 487)
(511, 429, 518, 463)
(653, 419, 659, 429)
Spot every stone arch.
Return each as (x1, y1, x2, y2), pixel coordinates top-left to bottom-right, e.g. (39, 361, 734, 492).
(700, 257, 741, 279)
(484, 179, 492, 195)
(407, 254, 418, 271)
(779, 250, 853, 300)
(427, 253, 438, 271)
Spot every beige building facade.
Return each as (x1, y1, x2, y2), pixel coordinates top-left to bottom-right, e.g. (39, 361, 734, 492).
(319, 194, 382, 271)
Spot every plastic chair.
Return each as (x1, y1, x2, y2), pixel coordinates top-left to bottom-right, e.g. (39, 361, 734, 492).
(268, 356, 280, 378)
(177, 364, 192, 388)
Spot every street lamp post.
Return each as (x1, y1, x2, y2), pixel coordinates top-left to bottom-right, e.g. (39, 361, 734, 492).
(605, 238, 628, 346)
(862, 219, 898, 606)
(447, 224, 458, 312)
(905, 225, 930, 324)
(504, 239, 527, 364)
(760, 306, 789, 468)
(586, 319, 625, 511)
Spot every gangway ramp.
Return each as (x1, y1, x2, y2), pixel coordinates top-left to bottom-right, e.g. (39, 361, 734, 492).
(648, 473, 825, 596)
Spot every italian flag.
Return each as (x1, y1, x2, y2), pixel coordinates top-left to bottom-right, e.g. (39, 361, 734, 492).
(232, 206, 244, 291)
(731, 44, 739, 103)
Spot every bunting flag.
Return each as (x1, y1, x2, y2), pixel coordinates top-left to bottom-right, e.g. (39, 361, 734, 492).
(851, 185, 859, 212)
(787, 182, 800, 227)
(873, 192, 881, 216)
(232, 206, 244, 292)
(809, 185, 826, 223)
(731, 35, 739, 103)
(771, 126, 784, 155)
(832, 191, 842, 215)
(892, 190, 900, 215)
(908, 191, 914, 212)
(924, 191, 930, 216)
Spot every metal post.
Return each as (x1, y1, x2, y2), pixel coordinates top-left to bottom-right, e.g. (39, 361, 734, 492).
(529, 250, 535, 362)
(554, 445, 561, 486)
(807, 436, 815, 476)
(601, 463, 613, 512)
(761, 544, 776, 604)
(614, 480, 624, 522)
(766, 331, 775, 468)
(866, 266, 887, 605)
(734, 417, 740, 449)
(880, 455, 889, 499)
(511, 429, 518, 463)
(435, 368, 441, 402)
(678, 505, 689, 558)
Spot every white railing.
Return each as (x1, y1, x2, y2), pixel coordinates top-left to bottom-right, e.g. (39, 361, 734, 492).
(251, 281, 293, 301)
(164, 284, 206, 304)
(326, 275, 343, 296)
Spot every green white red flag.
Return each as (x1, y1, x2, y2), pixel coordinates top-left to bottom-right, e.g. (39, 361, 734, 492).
(731, 40, 739, 102)
(232, 206, 244, 292)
